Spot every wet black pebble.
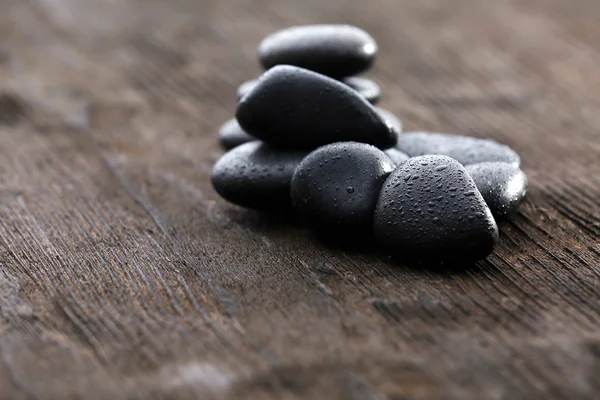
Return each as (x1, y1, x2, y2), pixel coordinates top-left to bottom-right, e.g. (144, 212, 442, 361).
(211, 141, 308, 210)
(342, 77, 381, 104)
(396, 132, 520, 166)
(218, 119, 255, 150)
(466, 162, 527, 219)
(236, 65, 397, 150)
(385, 148, 410, 167)
(374, 155, 499, 263)
(258, 24, 377, 78)
(375, 108, 403, 133)
(238, 76, 381, 104)
(291, 142, 394, 233)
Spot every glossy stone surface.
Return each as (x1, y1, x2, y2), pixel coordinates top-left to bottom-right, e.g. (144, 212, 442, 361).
(385, 148, 410, 167)
(236, 65, 397, 149)
(291, 142, 394, 232)
(218, 119, 255, 150)
(375, 108, 403, 134)
(342, 77, 381, 104)
(258, 24, 377, 78)
(374, 155, 499, 263)
(466, 162, 527, 219)
(239, 77, 381, 104)
(396, 132, 520, 166)
(211, 141, 307, 209)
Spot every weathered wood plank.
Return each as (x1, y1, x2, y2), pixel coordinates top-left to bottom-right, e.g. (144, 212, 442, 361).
(0, 0, 599, 399)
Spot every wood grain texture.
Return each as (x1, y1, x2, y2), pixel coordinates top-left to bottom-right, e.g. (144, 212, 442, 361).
(0, 0, 599, 398)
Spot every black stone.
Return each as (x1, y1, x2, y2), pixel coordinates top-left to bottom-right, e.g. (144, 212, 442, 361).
(385, 148, 410, 167)
(396, 132, 520, 166)
(211, 141, 307, 210)
(258, 24, 377, 78)
(239, 77, 381, 104)
(374, 155, 499, 263)
(375, 108, 403, 133)
(291, 142, 394, 232)
(236, 65, 397, 150)
(218, 119, 255, 150)
(237, 80, 258, 101)
(465, 162, 527, 219)
(342, 77, 381, 104)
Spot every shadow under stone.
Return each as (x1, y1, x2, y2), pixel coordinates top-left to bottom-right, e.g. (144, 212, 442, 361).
(223, 206, 303, 232)
(222, 206, 486, 275)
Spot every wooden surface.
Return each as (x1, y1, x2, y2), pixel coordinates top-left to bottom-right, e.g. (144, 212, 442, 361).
(0, 0, 599, 399)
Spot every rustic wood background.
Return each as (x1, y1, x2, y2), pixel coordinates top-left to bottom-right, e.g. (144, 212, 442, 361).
(0, 0, 599, 399)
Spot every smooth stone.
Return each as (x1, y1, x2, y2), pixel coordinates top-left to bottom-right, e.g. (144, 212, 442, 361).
(374, 155, 499, 263)
(342, 77, 381, 104)
(218, 119, 255, 150)
(236, 80, 258, 101)
(211, 141, 307, 210)
(239, 77, 381, 104)
(375, 108, 403, 133)
(465, 162, 527, 219)
(396, 132, 520, 167)
(236, 65, 397, 150)
(385, 148, 410, 167)
(258, 24, 377, 78)
(291, 142, 394, 232)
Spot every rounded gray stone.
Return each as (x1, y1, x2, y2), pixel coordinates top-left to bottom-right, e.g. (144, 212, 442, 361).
(384, 148, 410, 167)
(291, 142, 394, 232)
(374, 155, 499, 263)
(239, 76, 381, 104)
(342, 77, 381, 104)
(236, 65, 397, 150)
(211, 141, 307, 210)
(375, 108, 403, 134)
(258, 24, 377, 78)
(218, 119, 255, 150)
(466, 162, 527, 219)
(396, 132, 520, 166)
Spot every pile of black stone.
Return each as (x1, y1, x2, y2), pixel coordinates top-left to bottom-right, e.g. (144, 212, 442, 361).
(212, 25, 527, 265)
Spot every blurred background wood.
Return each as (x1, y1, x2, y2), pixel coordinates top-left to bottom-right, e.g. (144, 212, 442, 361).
(0, 0, 599, 399)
